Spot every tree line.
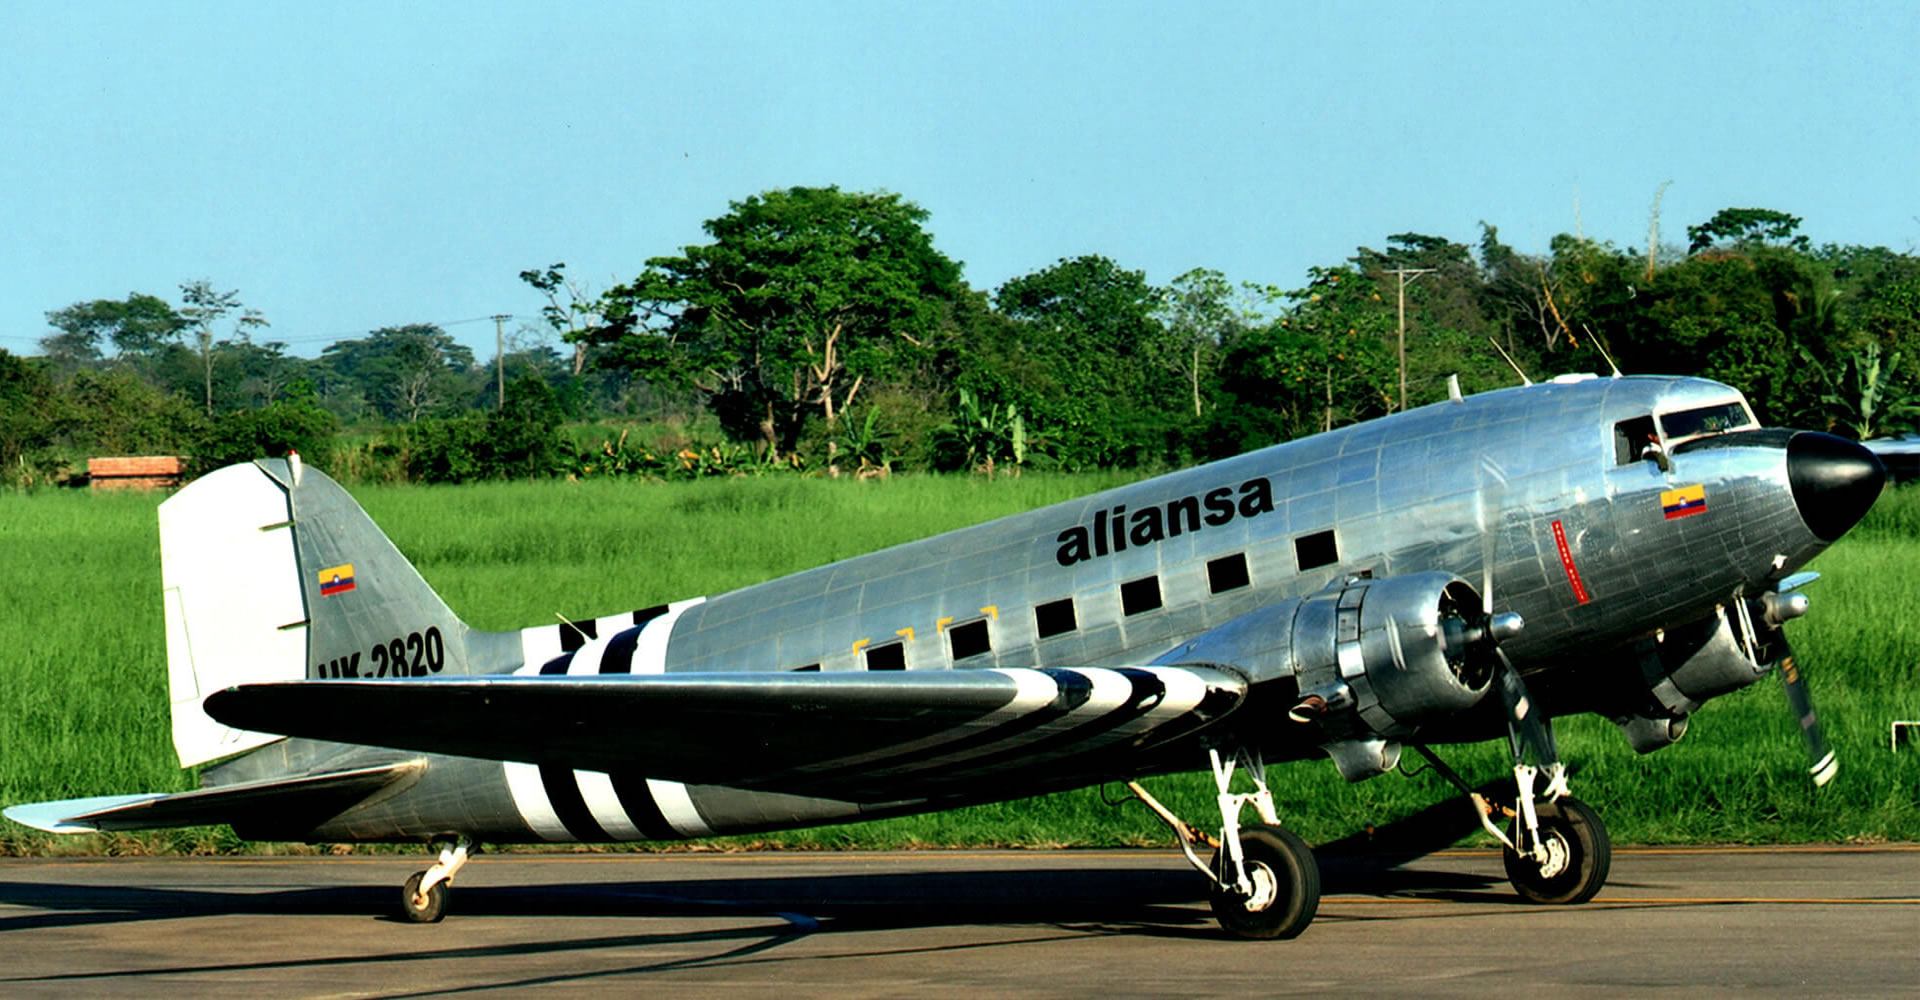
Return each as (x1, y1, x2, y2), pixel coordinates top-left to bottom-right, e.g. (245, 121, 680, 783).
(5, 190, 1918, 487)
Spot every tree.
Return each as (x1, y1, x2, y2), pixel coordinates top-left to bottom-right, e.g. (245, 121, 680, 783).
(225, 339, 307, 409)
(1156, 268, 1248, 418)
(39, 293, 183, 375)
(178, 280, 268, 416)
(196, 400, 339, 473)
(995, 255, 1179, 466)
(1210, 266, 1399, 448)
(1479, 223, 1565, 357)
(597, 186, 966, 458)
(0, 350, 70, 478)
(63, 368, 206, 455)
(319, 325, 477, 423)
(519, 263, 607, 377)
(1687, 208, 1810, 255)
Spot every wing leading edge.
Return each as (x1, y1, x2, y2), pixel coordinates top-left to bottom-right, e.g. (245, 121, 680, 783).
(205, 666, 1247, 801)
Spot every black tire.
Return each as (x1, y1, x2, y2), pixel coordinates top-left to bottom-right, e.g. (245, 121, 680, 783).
(1208, 825, 1321, 940)
(1502, 796, 1610, 905)
(401, 870, 449, 923)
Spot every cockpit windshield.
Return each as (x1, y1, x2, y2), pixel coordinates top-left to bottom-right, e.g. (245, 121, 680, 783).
(1658, 400, 1756, 444)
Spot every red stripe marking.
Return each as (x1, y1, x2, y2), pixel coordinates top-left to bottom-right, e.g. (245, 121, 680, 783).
(1551, 519, 1590, 604)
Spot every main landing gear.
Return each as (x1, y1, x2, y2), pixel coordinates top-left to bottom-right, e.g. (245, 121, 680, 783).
(1129, 747, 1320, 940)
(1411, 745, 1612, 906)
(1410, 668, 1612, 909)
(400, 835, 474, 923)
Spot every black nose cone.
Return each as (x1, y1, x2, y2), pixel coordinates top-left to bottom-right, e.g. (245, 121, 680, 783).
(1788, 431, 1885, 541)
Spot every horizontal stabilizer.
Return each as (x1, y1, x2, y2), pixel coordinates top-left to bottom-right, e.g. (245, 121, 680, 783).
(2, 761, 422, 834)
(206, 667, 1246, 799)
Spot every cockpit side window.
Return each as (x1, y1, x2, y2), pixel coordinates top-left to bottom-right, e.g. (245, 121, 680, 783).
(1614, 415, 1659, 465)
(1658, 400, 1756, 444)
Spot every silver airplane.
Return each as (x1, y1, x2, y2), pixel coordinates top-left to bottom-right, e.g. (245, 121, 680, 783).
(4, 373, 1884, 940)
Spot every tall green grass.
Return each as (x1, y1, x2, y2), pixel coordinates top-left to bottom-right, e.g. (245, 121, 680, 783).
(2, 472, 1916, 855)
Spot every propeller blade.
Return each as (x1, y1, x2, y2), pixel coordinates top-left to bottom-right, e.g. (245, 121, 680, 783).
(1478, 457, 1509, 615)
(1777, 646, 1838, 787)
(1494, 649, 1558, 767)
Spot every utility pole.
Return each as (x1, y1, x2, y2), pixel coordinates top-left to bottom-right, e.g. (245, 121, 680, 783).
(491, 314, 511, 411)
(1387, 268, 1434, 411)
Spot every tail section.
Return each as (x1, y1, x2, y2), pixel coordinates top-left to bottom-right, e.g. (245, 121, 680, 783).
(161, 456, 489, 767)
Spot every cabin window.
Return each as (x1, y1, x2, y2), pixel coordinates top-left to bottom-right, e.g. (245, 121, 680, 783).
(1614, 415, 1659, 465)
(865, 641, 907, 671)
(1295, 531, 1338, 571)
(1208, 553, 1251, 593)
(1121, 576, 1163, 616)
(1036, 598, 1077, 638)
(792, 663, 820, 672)
(947, 619, 991, 659)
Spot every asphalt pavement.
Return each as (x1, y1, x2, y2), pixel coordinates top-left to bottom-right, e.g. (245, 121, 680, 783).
(0, 845, 1914, 998)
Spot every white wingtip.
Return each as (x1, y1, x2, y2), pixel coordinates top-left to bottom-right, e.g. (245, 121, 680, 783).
(3, 794, 167, 834)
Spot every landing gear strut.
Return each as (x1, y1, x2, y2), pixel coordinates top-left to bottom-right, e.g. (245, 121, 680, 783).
(1129, 747, 1320, 940)
(1411, 657, 1612, 908)
(401, 835, 474, 923)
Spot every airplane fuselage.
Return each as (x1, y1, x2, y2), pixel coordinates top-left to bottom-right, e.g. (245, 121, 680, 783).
(213, 375, 1854, 845)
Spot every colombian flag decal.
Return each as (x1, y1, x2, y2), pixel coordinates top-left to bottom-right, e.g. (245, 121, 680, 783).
(318, 563, 357, 596)
(1661, 484, 1707, 520)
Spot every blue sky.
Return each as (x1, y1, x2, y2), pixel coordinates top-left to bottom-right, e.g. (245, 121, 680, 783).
(4, 1, 1916, 358)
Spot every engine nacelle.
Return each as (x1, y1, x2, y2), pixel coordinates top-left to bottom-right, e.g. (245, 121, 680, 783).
(1611, 591, 1806, 754)
(1288, 572, 1499, 750)
(1642, 599, 1784, 717)
(1156, 570, 1509, 781)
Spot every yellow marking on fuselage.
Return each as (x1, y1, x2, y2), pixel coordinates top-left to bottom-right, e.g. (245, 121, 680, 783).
(981, 605, 999, 619)
(936, 617, 954, 634)
(896, 626, 915, 642)
(851, 638, 870, 656)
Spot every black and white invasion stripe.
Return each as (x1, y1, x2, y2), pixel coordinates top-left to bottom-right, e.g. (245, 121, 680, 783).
(784, 666, 1237, 787)
(503, 598, 712, 842)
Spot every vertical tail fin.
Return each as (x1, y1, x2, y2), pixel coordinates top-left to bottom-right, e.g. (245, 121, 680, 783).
(161, 456, 483, 767)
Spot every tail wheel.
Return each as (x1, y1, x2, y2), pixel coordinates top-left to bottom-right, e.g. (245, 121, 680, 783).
(1502, 796, 1610, 905)
(1208, 825, 1321, 939)
(401, 870, 449, 923)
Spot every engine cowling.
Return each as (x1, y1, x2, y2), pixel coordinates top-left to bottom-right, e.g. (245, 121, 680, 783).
(1285, 572, 1502, 777)
(1154, 571, 1510, 780)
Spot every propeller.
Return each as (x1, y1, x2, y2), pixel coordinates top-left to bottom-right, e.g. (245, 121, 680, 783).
(1777, 646, 1838, 786)
(1750, 581, 1837, 787)
(1771, 429, 1882, 786)
(1473, 456, 1554, 776)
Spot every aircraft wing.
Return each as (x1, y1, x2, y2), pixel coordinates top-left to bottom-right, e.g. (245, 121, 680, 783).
(204, 666, 1246, 801)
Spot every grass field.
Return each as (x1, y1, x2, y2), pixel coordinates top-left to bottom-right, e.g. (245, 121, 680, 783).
(2, 470, 1916, 856)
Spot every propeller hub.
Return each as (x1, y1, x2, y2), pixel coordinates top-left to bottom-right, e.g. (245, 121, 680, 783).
(1787, 432, 1884, 541)
(1488, 611, 1524, 642)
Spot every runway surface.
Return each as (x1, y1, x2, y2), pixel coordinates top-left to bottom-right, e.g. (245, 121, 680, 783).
(0, 846, 1914, 997)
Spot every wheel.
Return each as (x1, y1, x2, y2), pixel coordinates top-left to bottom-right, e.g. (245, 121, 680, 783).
(1208, 825, 1321, 940)
(1502, 796, 1610, 905)
(401, 870, 449, 923)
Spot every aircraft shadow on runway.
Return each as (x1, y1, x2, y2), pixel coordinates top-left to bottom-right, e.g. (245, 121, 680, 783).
(0, 860, 1536, 993)
(0, 855, 1508, 936)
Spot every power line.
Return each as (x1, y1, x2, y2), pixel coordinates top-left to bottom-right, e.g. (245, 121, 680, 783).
(4, 313, 517, 351)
